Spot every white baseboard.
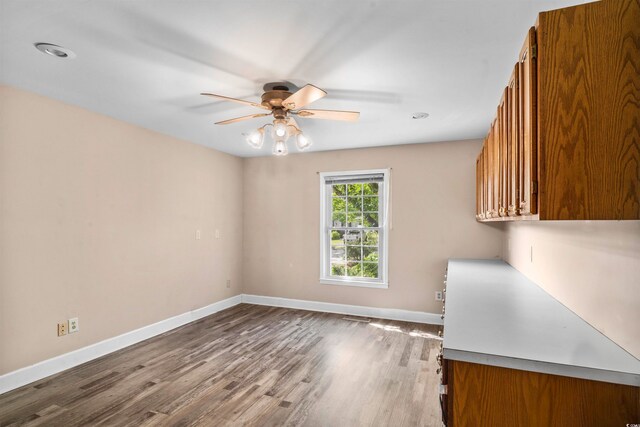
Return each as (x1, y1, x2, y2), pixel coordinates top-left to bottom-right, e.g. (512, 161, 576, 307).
(241, 294, 443, 325)
(0, 293, 441, 395)
(0, 294, 242, 395)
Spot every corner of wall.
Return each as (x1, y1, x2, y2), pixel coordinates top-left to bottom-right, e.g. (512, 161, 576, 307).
(502, 220, 640, 359)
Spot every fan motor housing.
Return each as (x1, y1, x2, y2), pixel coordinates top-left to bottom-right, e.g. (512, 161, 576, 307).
(261, 90, 293, 109)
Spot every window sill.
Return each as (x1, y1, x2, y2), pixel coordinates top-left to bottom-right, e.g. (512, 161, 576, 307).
(319, 278, 388, 289)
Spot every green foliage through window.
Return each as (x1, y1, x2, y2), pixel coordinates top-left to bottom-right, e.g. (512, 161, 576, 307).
(329, 181, 381, 280)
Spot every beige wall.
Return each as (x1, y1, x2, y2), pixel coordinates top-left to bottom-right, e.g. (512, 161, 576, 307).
(4, 83, 635, 381)
(242, 140, 504, 314)
(503, 221, 640, 358)
(0, 86, 244, 375)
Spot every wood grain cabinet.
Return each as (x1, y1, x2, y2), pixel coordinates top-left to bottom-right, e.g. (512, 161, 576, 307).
(444, 360, 639, 427)
(475, 0, 640, 221)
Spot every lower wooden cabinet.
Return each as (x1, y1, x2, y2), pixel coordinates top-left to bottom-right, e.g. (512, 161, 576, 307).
(444, 360, 639, 427)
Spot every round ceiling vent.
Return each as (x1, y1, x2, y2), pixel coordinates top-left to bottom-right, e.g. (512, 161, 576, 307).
(34, 43, 76, 59)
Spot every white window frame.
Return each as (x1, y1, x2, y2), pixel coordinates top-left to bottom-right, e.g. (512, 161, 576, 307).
(319, 168, 389, 289)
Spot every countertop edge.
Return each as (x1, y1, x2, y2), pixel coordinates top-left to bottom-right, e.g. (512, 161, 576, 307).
(443, 348, 640, 387)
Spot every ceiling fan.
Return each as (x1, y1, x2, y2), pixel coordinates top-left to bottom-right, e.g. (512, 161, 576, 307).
(201, 82, 360, 155)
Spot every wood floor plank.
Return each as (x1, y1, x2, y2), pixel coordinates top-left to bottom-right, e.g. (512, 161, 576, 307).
(0, 304, 443, 426)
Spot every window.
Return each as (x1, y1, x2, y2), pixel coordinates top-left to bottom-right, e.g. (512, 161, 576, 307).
(320, 169, 389, 288)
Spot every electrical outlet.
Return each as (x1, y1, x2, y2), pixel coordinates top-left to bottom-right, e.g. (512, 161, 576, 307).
(68, 317, 79, 333)
(57, 322, 67, 336)
(435, 291, 443, 301)
(226, 279, 231, 288)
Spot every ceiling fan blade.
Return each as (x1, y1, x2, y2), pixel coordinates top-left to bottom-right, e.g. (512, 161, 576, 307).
(282, 84, 327, 110)
(201, 93, 270, 110)
(215, 113, 270, 125)
(295, 109, 360, 122)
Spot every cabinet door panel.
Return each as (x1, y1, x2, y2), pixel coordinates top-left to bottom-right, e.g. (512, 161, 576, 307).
(537, 0, 640, 219)
(476, 155, 481, 220)
(483, 146, 489, 219)
(518, 27, 538, 215)
(485, 134, 494, 218)
(491, 119, 500, 218)
(451, 360, 640, 426)
(499, 89, 509, 217)
(508, 65, 520, 216)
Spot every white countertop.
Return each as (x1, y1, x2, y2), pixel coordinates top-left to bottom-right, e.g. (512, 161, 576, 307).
(442, 259, 640, 386)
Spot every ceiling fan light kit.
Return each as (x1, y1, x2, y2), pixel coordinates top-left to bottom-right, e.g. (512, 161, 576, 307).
(202, 82, 359, 156)
(243, 117, 311, 155)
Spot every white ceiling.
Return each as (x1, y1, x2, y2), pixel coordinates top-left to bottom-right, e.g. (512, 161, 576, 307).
(0, 0, 589, 157)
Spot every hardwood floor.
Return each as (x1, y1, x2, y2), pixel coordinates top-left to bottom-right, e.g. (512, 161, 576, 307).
(0, 304, 444, 426)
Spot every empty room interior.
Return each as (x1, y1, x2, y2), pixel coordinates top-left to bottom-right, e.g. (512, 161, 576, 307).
(1, 0, 639, 426)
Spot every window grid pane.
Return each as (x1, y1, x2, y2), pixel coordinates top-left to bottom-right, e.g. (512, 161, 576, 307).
(328, 227, 380, 279)
(327, 179, 383, 282)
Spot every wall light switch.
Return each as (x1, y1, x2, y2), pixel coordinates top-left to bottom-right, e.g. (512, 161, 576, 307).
(68, 317, 79, 333)
(215, 229, 220, 239)
(196, 229, 201, 240)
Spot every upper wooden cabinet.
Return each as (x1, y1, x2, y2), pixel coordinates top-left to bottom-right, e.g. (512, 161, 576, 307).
(476, 0, 640, 221)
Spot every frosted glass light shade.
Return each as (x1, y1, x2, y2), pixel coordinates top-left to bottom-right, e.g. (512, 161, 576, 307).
(245, 128, 264, 149)
(295, 133, 312, 150)
(273, 121, 288, 138)
(272, 140, 288, 156)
